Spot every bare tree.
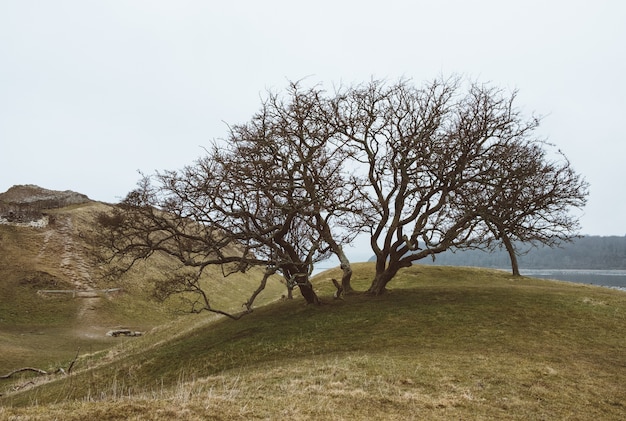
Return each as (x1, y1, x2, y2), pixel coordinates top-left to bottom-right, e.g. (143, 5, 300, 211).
(329, 78, 585, 294)
(223, 82, 367, 296)
(97, 82, 365, 309)
(99, 77, 588, 305)
(462, 140, 589, 276)
(96, 166, 278, 319)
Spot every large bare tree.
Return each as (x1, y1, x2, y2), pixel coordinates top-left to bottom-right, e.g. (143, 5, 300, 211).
(99, 77, 588, 306)
(329, 78, 586, 294)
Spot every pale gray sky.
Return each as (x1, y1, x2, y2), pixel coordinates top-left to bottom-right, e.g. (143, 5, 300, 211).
(1, 1, 625, 255)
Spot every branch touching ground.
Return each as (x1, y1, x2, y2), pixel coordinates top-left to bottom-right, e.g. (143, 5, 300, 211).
(0, 367, 48, 380)
(1, 348, 81, 381)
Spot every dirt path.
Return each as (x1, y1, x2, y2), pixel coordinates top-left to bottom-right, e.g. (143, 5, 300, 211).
(37, 214, 104, 335)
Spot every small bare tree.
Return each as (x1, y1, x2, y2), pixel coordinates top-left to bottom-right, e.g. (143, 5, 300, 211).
(461, 141, 589, 276)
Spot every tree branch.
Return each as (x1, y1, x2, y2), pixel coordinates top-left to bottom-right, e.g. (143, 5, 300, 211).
(0, 367, 48, 380)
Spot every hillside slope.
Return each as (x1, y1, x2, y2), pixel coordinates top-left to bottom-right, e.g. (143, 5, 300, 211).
(0, 185, 285, 373)
(2, 264, 625, 420)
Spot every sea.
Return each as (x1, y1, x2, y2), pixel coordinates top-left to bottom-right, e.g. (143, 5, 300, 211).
(517, 269, 626, 292)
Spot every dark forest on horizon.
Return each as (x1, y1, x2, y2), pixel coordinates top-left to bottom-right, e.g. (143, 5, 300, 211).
(408, 236, 626, 270)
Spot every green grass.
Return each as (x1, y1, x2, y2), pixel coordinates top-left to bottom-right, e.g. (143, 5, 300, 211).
(0, 202, 285, 376)
(2, 263, 625, 420)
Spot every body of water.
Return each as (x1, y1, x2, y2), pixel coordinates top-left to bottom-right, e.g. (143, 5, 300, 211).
(519, 269, 626, 291)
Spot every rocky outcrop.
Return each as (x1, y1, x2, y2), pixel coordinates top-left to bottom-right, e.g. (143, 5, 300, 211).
(106, 329, 144, 337)
(0, 184, 91, 224)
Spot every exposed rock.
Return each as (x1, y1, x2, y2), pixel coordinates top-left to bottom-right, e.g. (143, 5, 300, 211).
(106, 329, 143, 337)
(0, 184, 91, 224)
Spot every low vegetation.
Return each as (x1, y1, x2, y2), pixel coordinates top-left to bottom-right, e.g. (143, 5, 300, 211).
(0, 200, 284, 375)
(2, 263, 625, 420)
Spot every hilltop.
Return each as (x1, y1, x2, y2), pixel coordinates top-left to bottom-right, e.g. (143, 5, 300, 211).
(0, 184, 91, 225)
(0, 184, 90, 206)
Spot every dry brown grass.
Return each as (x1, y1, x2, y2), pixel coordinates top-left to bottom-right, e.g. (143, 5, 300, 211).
(2, 263, 625, 419)
(2, 351, 623, 420)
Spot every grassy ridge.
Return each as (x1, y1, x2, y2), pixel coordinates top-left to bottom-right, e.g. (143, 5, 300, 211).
(2, 263, 625, 420)
(0, 202, 285, 374)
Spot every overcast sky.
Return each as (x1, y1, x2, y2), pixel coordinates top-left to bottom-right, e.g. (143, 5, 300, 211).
(1, 1, 625, 257)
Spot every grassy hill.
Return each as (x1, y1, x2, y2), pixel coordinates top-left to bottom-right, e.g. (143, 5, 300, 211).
(2, 263, 625, 420)
(0, 198, 285, 375)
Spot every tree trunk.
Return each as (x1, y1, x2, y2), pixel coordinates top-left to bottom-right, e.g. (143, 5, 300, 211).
(367, 271, 394, 295)
(291, 273, 320, 305)
(367, 261, 401, 295)
(316, 214, 354, 293)
(367, 255, 412, 295)
(336, 248, 354, 294)
(501, 232, 521, 276)
(298, 282, 320, 305)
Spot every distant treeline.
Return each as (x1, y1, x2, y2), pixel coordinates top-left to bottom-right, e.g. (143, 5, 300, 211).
(413, 236, 626, 270)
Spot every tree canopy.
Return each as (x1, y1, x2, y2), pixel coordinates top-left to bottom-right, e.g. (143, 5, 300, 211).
(97, 77, 588, 314)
